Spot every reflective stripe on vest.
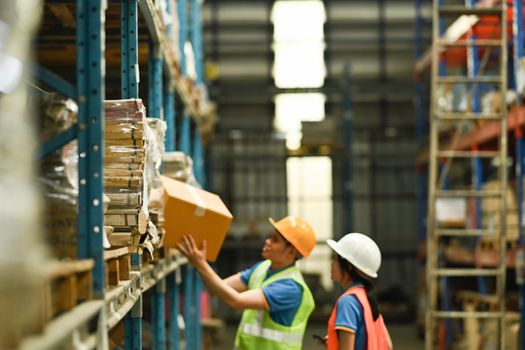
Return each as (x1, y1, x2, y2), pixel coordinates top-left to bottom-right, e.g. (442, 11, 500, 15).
(326, 286, 391, 350)
(240, 323, 303, 344)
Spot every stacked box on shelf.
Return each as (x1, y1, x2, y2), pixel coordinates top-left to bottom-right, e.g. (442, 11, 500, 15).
(104, 99, 148, 251)
(481, 180, 520, 244)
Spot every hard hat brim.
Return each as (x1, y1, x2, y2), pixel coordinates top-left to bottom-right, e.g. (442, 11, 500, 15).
(326, 239, 378, 278)
(269, 217, 306, 257)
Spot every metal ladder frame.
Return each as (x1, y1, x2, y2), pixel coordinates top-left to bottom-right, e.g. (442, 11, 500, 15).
(425, 0, 508, 348)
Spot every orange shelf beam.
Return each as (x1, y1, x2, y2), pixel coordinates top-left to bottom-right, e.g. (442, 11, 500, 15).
(417, 105, 525, 165)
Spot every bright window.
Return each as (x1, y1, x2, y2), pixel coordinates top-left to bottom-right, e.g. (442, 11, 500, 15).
(271, 0, 326, 88)
(275, 93, 326, 123)
(287, 156, 333, 289)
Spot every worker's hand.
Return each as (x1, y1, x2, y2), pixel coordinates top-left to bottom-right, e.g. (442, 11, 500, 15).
(176, 235, 207, 268)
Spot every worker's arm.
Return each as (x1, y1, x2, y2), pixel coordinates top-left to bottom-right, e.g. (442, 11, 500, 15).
(337, 329, 355, 350)
(177, 235, 266, 311)
(223, 273, 248, 292)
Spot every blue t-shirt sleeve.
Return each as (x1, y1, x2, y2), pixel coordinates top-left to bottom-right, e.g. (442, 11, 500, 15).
(262, 279, 302, 314)
(239, 261, 264, 285)
(335, 295, 364, 332)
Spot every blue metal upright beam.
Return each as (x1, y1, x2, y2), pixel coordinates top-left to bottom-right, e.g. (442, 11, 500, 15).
(164, 88, 176, 152)
(178, 0, 188, 77)
(76, 0, 105, 297)
(190, 3, 205, 346)
(184, 265, 195, 350)
(121, 1, 142, 348)
(125, 297, 143, 350)
(153, 279, 167, 350)
(149, 45, 163, 119)
(192, 128, 205, 186)
(180, 116, 191, 154)
(167, 273, 181, 350)
(193, 269, 202, 350)
(121, 0, 139, 99)
(191, 0, 204, 85)
(147, 16, 167, 350)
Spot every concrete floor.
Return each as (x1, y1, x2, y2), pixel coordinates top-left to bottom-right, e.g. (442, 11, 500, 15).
(213, 321, 424, 350)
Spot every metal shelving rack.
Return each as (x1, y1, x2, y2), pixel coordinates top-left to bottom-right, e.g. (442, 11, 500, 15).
(415, 0, 525, 348)
(19, 0, 208, 349)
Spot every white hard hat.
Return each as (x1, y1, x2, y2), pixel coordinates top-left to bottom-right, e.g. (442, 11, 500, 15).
(326, 233, 381, 278)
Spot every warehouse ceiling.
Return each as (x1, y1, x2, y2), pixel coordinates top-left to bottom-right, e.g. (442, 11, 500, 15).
(202, 0, 432, 143)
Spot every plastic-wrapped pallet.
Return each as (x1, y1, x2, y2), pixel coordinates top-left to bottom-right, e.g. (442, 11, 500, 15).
(162, 151, 199, 186)
(37, 93, 79, 259)
(0, 0, 49, 347)
(40, 142, 79, 258)
(144, 118, 166, 250)
(104, 99, 149, 252)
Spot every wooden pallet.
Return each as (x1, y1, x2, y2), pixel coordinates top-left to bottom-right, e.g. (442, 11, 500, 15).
(104, 247, 131, 287)
(48, 259, 95, 317)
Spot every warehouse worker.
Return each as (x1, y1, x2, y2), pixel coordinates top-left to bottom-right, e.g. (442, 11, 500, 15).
(177, 216, 317, 350)
(324, 233, 392, 350)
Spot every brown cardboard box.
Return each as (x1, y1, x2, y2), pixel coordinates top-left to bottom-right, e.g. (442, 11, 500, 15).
(161, 176, 233, 261)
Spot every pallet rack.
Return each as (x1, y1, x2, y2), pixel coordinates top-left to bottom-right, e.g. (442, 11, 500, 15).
(415, 0, 525, 347)
(17, 0, 209, 349)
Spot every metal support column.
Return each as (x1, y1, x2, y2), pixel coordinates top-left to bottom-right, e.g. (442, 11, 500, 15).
(167, 272, 181, 350)
(184, 265, 195, 350)
(193, 269, 202, 350)
(178, 0, 188, 77)
(178, 0, 192, 156)
(341, 63, 353, 235)
(190, 5, 204, 347)
(125, 295, 143, 350)
(153, 278, 167, 350)
(164, 88, 176, 152)
(121, 0, 139, 99)
(149, 44, 163, 119)
(147, 18, 166, 349)
(121, 1, 142, 348)
(192, 131, 205, 187)
(191, 0, 204, 85)
(180, 117, 191, 155)
(76, 0, 106, 297)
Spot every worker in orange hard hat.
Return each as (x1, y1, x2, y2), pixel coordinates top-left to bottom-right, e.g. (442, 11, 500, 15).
(177, 216, 317, 350)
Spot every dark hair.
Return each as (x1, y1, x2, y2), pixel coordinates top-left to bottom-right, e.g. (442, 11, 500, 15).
(337, 255, 380, 320)
(278, 231, 302, 260)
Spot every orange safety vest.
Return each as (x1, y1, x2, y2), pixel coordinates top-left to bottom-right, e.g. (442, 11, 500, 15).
(326, 286, 391, 350)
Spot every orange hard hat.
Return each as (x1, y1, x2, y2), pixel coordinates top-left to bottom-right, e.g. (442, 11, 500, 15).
(269, 216, 317, 257)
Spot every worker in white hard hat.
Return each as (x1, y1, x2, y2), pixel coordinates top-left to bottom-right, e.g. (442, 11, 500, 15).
(177, 216, 317, 350)
(322, 233, 392, 350)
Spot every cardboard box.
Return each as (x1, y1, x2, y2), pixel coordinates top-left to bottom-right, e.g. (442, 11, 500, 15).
(161, 176, 233, 261)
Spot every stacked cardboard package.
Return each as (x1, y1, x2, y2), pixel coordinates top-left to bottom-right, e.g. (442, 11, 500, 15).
(481, 180, 520, 244)
(104, 99, 149, 251)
